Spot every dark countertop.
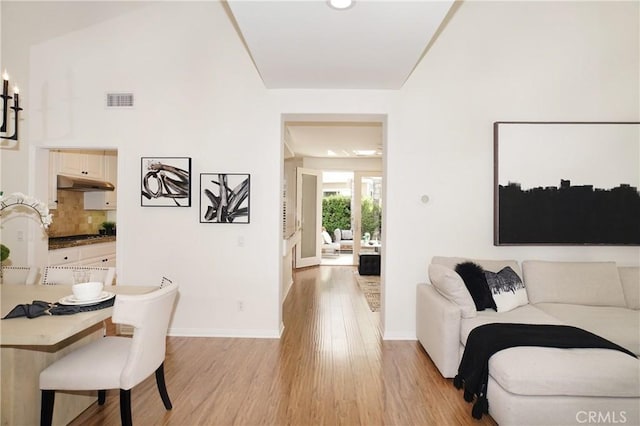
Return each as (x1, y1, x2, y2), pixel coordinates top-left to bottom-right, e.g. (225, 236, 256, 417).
(48, 235, 117, 250)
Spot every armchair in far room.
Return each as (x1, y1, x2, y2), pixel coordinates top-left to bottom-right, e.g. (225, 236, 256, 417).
(334, 228, 354, 253)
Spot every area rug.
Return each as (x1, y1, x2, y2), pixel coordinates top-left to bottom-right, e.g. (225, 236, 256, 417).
(355, 273, 380, 312)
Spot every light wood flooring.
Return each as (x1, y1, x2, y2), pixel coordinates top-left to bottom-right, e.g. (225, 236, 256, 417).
(70, 266, 496, 425)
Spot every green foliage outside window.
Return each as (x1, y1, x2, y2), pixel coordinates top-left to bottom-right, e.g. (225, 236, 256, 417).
(322, 195, 351, 238)
(361, 197, 382, 238)
(322, 195, 381, 240)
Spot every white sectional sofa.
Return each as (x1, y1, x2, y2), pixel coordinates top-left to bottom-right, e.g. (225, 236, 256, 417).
(416, 257, 640, 426)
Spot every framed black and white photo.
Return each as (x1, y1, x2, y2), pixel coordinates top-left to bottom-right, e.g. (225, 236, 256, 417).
(200, 173, 250, 223)
(141, 157, 191, 207)
(494, 122, 640, 245)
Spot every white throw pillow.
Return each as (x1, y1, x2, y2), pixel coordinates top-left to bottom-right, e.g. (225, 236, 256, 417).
(322, 231, 333, 245)
(341, 230, 353, 240)
(428, 263, 477, 318)
(484, 266, 529, 313)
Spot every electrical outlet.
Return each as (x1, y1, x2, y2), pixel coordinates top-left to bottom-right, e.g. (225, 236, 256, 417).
(88, 216, 92, 224)
(237, 300, 244, 312)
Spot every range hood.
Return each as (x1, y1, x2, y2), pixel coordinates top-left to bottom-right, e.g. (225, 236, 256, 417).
(57, 175, 115, 192)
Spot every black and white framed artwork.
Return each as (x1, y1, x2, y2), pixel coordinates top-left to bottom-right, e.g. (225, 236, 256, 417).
(200, 173, 250, 223)
(494, 122, 640, 245)
(141, 157, 192, 207)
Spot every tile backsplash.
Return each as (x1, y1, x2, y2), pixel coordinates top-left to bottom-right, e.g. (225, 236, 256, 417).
(49, 191, 107, 237)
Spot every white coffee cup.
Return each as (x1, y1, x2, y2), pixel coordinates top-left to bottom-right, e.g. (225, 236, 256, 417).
(72, 281, 104, 301)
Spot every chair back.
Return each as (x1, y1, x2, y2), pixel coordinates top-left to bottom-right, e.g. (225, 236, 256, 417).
(112, 283, 179, 389)
(42, 266, 116, 286)
(1, 266, 39, 285)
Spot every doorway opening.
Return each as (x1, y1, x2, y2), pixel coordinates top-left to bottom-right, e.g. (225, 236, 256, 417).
(321, 171, 354, 266)
(280, 113, 386, 326)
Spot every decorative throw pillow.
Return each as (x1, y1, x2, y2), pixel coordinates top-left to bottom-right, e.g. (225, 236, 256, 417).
(484, 267, 529, 313)
(341, 230, 353, 240)
(428, 264, 477, 318)
(322, 231, 333, 245)
(454, 262, 497, 311)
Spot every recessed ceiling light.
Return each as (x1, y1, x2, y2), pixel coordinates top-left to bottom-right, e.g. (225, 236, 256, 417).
(353, 149, 376, 156)
(328, 0, 354, 11)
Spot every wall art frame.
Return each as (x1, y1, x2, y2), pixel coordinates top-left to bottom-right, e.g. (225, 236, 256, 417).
(494, 121, 640, 246)
(141, 157, 192, 207)
(200, 173, 250, 224)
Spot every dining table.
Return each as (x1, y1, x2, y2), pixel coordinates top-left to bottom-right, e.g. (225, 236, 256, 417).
(1, 283, 156, 426)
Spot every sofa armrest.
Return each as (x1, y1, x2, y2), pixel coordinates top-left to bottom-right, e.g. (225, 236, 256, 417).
(416, 283, 462, 378)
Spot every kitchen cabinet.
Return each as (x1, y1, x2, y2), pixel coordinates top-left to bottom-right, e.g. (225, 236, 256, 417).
(57, 150, 105, 179)
(48, 246, 80, 265)
(49, 242, 116, 267)
(84, 151, 117, 210)
(78, 242, 116, 267)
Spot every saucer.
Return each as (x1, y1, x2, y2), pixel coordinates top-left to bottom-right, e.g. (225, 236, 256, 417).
(58, 291, 115, 306)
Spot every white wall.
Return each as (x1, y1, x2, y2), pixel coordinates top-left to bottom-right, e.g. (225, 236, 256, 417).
(2, 1, 638, 340)
(384, 0, 640, 338)
(21, 2, 282, 337)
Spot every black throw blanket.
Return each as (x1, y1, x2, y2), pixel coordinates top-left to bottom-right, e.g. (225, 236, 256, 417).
(454, 323, 637, 419)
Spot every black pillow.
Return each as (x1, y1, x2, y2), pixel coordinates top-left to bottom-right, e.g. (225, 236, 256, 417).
(454, 262, 497, 311)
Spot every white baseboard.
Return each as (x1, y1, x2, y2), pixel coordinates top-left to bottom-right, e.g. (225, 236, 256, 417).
(383, 331, 417, 340)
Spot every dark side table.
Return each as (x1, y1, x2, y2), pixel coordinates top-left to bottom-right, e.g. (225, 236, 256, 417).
(358, 253, 381, 276)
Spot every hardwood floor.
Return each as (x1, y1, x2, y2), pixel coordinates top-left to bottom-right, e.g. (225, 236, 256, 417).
(70, 266, 496, 425)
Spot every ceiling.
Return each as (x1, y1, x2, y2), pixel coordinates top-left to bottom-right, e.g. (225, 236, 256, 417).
(6, 1, 455, 159)
(226, 0, 455, 158)
(285, 120, 383, 158)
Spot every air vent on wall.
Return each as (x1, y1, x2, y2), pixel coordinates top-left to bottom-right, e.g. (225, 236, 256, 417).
(106, 92, 134, 108)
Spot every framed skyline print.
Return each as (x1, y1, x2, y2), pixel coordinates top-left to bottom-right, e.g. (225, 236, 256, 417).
(494, 121, 640, 245)
(200, 173, 250, 223)
(141, 157, 192, 207)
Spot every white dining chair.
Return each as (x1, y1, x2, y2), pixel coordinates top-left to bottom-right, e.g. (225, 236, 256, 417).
(39, 283, 179, 426)
(1, 265, 39, 285)
(42, 266, 116, 286)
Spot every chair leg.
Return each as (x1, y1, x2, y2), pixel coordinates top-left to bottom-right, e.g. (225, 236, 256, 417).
(120, 389, 132, 426)
(98, 390, 106, 405)
(40, 390, 55, 426)
(155, 363, 173, 410)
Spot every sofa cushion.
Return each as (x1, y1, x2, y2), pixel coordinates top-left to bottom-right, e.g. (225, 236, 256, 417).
(484, 266, 529, 313)
(460, 304, 562, 345)
(535, 303, 640, 355)
(522, 261, 627, 307)
(428, 264, 476, 319)
(455, 262, 497, 311)
(488, 346, 639, 397)
(341, 230, 353, 240)
(619, 267, 640, 310)
(432, 256, 522, 279)
(460, 306, 640, 398)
